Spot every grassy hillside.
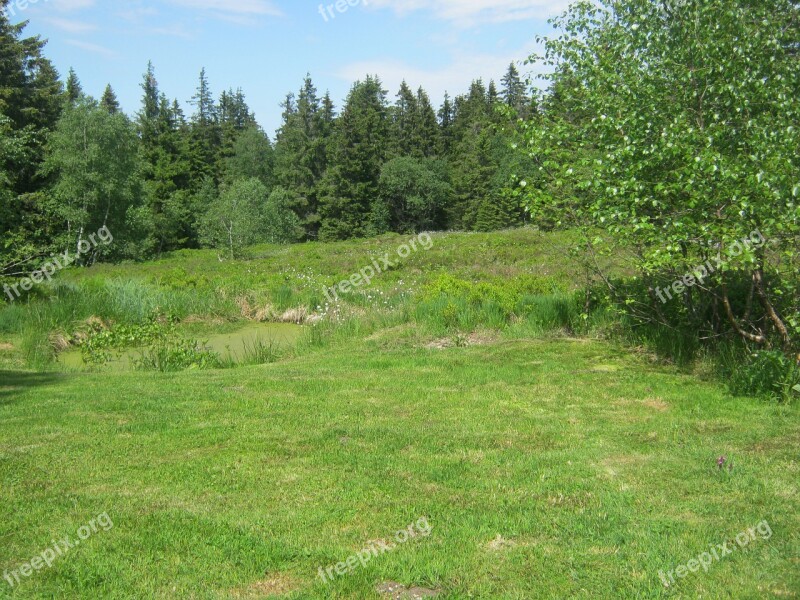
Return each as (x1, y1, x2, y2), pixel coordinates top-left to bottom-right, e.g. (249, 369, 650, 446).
(0, 229, 610, 371)
(0, 229, 797, 598)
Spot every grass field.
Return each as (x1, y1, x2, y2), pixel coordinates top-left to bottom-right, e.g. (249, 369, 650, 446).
(0, 229, 798, 598)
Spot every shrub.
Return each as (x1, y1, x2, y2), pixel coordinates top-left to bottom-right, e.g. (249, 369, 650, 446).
(134, 339, 221, 372)
(728, 350, 800, 402)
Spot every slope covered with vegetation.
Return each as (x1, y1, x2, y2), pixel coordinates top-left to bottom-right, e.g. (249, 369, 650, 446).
(0, 228, 798, 598)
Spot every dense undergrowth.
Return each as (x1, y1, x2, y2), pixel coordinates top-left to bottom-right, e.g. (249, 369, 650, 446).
(0, 228, 797, 401)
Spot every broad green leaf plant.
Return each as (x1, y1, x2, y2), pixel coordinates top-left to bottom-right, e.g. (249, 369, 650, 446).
(518, 0, 799, 356)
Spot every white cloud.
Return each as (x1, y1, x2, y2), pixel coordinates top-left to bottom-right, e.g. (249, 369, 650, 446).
(337, 41, 546, 106)
(64, 38, 116, 57)
(44, 17, 96, 33)
(148, 24, 195, 39)
(165, 0, 282, 16)
(52, 0, 96, 11)
(364, 0, 572, 26)
(118, 6, 160, 22)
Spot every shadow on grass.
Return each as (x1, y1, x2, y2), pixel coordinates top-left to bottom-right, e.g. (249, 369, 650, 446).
(0, 371, 66, 405)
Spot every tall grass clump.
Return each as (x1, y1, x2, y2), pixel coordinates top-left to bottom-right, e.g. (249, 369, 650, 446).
(717, 343, 800, 402)
(20, 326, 55, 370)
(0, 275, 245, 368)
(217, 336, 284, 368)
(515, 293, 587, 336)
(413, 273, 584, 335)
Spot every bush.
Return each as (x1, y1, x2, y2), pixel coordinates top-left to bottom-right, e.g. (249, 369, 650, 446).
(199, 178, 269, 259)
(134, 339, 221, 372)
(264, 187, 303, 244)
(727, 350, 800, 402)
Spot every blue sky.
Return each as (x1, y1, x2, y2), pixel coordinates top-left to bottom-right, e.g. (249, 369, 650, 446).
(9, 0, 571, 136)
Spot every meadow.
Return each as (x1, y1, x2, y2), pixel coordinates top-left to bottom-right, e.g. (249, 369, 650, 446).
(0, 228, 797, 598)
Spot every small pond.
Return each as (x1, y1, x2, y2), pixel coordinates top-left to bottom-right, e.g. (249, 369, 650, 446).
(58, 322, 302, 371)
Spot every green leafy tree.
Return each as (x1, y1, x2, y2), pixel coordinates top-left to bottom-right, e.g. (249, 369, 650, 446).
(42, 99, 143, 261)
(199, 177, 267, 259)
(521, 0, 800, 353)
(0, 114, 24, 272)
(376, 156, 451, 233)
(264, 186, 303, 244)
(225, 124, 274, 188)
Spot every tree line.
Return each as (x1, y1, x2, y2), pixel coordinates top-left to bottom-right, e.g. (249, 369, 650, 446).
(0, 1, 536, 268)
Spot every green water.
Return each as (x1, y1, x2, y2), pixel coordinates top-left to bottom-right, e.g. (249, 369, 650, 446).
(58, 322, 302, 371)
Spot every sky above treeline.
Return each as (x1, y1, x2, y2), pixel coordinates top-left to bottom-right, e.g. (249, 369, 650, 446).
(10, 0, 572, 135)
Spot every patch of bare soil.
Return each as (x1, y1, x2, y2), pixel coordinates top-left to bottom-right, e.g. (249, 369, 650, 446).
(485, 534, 517, 552)
(424, 330, 499, 350)
(641, 397, 670, 411)
(377, 581, 441, 599)
(229, 573, 300, 598)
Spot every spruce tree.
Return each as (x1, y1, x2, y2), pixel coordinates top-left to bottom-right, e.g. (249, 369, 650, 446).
(487, 80, 500, 107)
(319, 76, 389, 240)
(218, 87, 256, 174)
(389, 81, 418, 157)
(0, 3, 64, 270)
(447, 80, 495, 228)
(389, 83, 439, 159)
(188, 68, 221, 185)
(100, 84, 120, 114)
(190, 68, 216, 125)
(438, 93, 454, 155)
(65, 68, 83, 106)
(135, 63, 193, 253)
(137, 62, 160, 148)
(415, 87, 439, 158)
(274, 75, 332, 238)
(501, 63, 529, 117)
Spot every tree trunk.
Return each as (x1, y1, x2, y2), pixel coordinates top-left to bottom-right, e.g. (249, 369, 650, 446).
(721, 282, 768, 346)
(752, 268, 792, 351)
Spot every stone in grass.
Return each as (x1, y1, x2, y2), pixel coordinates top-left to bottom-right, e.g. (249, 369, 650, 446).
(377, 581, 440, 599)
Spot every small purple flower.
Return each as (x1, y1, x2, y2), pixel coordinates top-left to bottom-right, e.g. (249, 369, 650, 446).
(717, 456, 727, 469)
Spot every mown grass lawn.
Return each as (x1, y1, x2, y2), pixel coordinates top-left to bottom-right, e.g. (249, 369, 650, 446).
(1, 333, 797, 598)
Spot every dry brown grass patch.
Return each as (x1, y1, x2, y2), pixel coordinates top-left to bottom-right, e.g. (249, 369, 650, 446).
(229, 573, 300, 598)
